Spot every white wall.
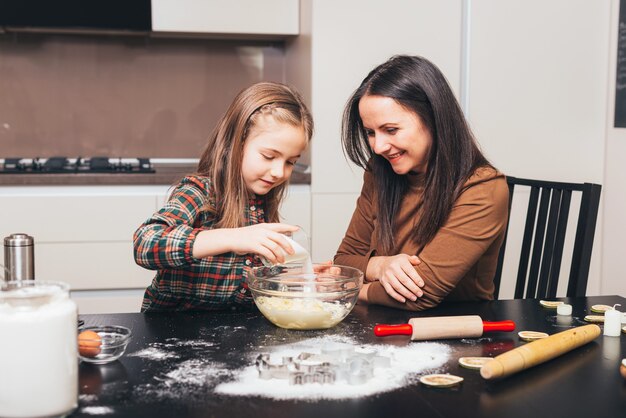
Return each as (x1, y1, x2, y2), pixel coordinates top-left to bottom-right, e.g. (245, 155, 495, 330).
(468, 0, 612, 296)
(603, 0, 626, 296)
(469, 0, 609, 184)
(288, 0, 622, 297)
(294, 0, 464, 262)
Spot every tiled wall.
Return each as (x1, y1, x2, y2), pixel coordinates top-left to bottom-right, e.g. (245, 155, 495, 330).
(0, 33, 286, 158)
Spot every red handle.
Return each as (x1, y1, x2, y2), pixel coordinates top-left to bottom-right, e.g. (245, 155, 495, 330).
(482, 320, 515, 333)
(374, 323, 413, 337)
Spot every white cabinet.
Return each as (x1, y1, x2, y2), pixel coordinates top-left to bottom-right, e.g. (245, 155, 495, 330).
(0, 184, 310, 313)
(0, 185, 168, 313)
(151, 0, 299, 37)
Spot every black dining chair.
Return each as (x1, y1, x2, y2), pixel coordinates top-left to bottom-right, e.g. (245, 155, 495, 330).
(493, 176, 602, 299)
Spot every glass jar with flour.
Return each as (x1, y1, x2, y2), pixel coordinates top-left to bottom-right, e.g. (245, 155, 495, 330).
(0, 280, 78, 417)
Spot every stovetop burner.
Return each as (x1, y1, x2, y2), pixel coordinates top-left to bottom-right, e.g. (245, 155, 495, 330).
(0, 157, 155, 174)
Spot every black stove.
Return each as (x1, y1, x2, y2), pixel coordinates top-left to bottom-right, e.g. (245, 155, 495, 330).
(0, 157, 155, 174)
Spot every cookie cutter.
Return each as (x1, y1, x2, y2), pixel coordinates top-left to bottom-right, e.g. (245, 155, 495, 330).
(255, 353, 336, 384)
(254, 344, 391, 385)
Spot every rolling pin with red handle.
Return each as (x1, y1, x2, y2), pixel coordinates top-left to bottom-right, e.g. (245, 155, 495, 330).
(480, 324, 601, 380)
(374, 315, 515, 341)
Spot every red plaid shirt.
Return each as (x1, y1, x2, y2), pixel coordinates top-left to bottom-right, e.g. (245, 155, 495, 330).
(134, 176, 266, 311)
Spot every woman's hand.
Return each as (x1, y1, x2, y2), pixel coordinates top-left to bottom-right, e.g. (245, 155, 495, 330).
(366, 254, 424, 303)
(192, 223, 299, 263)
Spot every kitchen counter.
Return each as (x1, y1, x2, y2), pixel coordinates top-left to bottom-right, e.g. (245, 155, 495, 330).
(72, 295, 626, 418)
(0, 163, 311, 186)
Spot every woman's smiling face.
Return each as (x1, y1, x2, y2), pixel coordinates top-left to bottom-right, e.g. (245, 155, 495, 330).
(359, 94, 432, 175)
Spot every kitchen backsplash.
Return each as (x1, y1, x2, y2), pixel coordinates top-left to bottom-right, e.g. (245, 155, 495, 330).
(0, 33, 287, 158)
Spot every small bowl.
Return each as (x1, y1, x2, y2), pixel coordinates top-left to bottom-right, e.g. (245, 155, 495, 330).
(246, 263, 363, 330)
(78, 325, 132, 364)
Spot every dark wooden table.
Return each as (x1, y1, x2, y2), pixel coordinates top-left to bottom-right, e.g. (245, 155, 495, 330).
(72, 295, 626, 418)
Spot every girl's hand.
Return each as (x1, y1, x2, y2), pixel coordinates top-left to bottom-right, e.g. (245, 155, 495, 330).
(192, 223, 300, 261)
(230, 223, 300, 264)
(366, 254, 423, 303)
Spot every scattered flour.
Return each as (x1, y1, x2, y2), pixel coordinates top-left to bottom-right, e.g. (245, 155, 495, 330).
(460, 337, 492, 345)
(129, 339, 216, 361)
(214, 335, 449, 400)
(127, 334, 449, 402)
(163, 338, 216, 348)
(132, 358, 232, 402)
(128, 346, 179, 360)
(81, 406, 114, 415)
(79, 394, 98, 403)
(156, 359, 232, 387)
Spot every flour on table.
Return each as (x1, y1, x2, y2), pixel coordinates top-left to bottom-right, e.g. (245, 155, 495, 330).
(156, 359, 233, 387)
(79, 394, 98, 403)
(460, 337, 492, 345)
(163, 338, 216, 348)
(129, 334, 448, 402)
(129, 338, 216, 361)
(128, 346, 180, 360)
(132, 357, 233, 402)
(215, 335, 449, 400)
(81, 406, 114, 415)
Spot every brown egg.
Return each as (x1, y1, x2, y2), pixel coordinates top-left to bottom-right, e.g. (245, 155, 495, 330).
(78, 330, 102, 357)
(620, 359, 626, 380)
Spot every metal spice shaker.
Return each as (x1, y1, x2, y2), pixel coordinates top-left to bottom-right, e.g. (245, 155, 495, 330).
(3, 233, 35, 281)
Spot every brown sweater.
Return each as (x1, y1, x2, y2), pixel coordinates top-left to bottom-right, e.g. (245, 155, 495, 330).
(334, 166, 509, 311)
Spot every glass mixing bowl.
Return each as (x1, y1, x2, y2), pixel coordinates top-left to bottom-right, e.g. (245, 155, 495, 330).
(246, 264, 363, 330)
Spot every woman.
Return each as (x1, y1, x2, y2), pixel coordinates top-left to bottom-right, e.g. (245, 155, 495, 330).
(334, 55, 509, 311)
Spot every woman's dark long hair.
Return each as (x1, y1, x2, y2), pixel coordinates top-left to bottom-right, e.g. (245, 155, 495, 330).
(342, 55, 491, 252)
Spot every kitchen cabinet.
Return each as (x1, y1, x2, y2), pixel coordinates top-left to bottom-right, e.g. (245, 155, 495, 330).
(0, 185, 165, 314)
(0, 184, 310, 313)
(151, 0, 299, 38)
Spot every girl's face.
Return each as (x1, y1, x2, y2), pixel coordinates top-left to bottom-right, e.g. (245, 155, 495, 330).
(242, 115, 307, 196)
(359, 94, 432, 175)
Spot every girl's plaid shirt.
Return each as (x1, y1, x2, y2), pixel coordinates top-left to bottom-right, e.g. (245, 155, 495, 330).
(134, 175, 266, 311)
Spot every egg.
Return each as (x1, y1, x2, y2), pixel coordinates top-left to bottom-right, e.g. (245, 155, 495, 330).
(621, 359, 626, 380)
(78, 330, 102, 358)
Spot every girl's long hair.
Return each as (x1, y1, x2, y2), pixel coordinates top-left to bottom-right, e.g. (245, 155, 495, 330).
(342, 55, 491, 252)
(196, 82, 313, 228)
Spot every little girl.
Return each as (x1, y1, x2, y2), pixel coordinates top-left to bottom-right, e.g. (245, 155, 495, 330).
(134, 82, 313, 311)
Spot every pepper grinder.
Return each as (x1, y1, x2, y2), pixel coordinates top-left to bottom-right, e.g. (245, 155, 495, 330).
(3, 233, 35, 282)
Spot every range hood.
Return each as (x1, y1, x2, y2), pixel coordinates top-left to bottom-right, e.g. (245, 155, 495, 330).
(0, 0, 151, 35)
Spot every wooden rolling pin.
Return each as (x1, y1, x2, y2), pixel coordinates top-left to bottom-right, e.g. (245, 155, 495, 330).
(374, 315, 515, 341)
(480, 324, 601, 380)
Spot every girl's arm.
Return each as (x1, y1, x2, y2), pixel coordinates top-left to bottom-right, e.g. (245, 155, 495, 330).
(133, 177, 299, 270)
(133, 177, 215, 270)
(191, 223, 299, 265)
